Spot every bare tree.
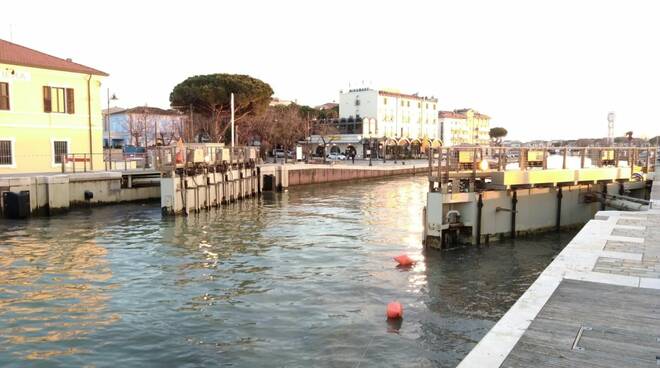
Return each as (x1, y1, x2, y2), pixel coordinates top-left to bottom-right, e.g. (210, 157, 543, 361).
(272, 106, 306, 163)
(122, 113, 146, 147)
(311, 120, 340, 163)
(239, 105, 306, 162)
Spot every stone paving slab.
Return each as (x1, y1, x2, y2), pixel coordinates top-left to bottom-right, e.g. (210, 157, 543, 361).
(594, 256, 660, 278)
(611, 226, 645, 237)
(616, 218, 647, 226)
(604, 240, 645, 253)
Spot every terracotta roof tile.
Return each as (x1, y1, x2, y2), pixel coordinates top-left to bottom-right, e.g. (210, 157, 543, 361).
(378, 90, 438, 102)
(438, 111, 467, 119)
(0, 38, 108, 76)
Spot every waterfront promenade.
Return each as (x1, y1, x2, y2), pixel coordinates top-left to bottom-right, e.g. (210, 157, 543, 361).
(458, 169, 660, 367)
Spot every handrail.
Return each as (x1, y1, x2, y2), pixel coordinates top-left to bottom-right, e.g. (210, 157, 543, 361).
(152, 144, 260, 172)
(427, 146, 658, 185)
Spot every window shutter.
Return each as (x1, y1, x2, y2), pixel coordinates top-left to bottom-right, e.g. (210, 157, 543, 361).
(0, 82, 9, 110)
(66, 88, 75, 114)
(43, 86, 52, 112)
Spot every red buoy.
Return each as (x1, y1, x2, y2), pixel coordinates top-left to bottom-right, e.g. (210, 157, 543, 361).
(393, 254, 415, 267)
(387, 301, 403, 319)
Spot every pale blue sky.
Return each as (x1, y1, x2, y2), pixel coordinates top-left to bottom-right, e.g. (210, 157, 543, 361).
(3, 0, 659, 141)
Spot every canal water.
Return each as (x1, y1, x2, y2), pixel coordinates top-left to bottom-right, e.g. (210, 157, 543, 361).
(0, 176, 576, 367)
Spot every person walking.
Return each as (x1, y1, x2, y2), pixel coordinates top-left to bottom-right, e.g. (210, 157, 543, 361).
(351, 152, 355, 164)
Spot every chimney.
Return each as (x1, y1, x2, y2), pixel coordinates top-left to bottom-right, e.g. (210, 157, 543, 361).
(66, 58, 72, 62)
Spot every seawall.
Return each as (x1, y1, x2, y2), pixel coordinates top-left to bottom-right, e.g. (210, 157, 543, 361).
(260, 161, 429, 189)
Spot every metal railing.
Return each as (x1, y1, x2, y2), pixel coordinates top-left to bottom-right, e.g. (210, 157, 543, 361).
(59, 152, 151, 173)
(0, 151, 162, 174)
(427, 146, 658, 184)
(153, 144, 260, 172)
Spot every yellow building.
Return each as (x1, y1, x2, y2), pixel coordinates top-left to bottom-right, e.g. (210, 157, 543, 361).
(0, 39, 107, 174)
(438, 108, 491, 146)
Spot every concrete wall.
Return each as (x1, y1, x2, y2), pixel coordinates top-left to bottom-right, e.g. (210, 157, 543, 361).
(0, 172, 159, 217)
(426, 182, 625, 247)
(479, 185, 601, 236)
(285, 165, 428, 187)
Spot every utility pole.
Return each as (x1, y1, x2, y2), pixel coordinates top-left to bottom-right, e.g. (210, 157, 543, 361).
(106, 88, 111, 164)
(231, 93, 235, 147)
(189, 104, 193, 142)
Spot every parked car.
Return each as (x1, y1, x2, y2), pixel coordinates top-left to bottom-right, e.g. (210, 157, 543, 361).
(273, 149, 285, 158)
(123, 145, 146, 154)
(327, 153, 347, 160)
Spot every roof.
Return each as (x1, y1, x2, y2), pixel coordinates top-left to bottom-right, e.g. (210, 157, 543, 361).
(0, 38, 108, 76)
(107, 106, 183, 116)
(102, 107, 126, 115)
(315, 102, 338, 110)
(378, 90, 438, 102)
(438, 111, 467, 119)
(438, 109, 491, 120)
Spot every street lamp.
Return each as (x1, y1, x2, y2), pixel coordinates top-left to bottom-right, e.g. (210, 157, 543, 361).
(368, 138, 373, 166)
(106, 89, 118, 164)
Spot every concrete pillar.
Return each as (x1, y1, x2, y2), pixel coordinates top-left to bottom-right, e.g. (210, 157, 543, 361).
(46, 175, 70, 215)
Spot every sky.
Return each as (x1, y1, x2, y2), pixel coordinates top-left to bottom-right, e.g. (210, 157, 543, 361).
(2, 0, 659, 141)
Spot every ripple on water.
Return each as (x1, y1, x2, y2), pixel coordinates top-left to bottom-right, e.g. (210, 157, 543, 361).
(0, 176, 574, 367)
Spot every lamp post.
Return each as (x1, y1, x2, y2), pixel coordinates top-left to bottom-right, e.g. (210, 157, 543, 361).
(368, 138, 373, 166)
(106, 89, 118, 165)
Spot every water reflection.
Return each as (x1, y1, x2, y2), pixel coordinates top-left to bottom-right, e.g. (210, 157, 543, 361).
(0, 177, 573, 367)
(0, 222, 116, 361)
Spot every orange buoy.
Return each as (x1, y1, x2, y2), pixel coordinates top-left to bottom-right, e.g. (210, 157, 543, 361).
(393, 254, 415, 267)
(387, 301, 403, 319)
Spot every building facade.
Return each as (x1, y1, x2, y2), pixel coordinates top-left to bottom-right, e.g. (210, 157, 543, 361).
(0, 39, 107, 173)
(439, 108, 491, 146)
(339, 88, 439, 140)
(103, 106, 185, 148)
(309, 88, 441, 158)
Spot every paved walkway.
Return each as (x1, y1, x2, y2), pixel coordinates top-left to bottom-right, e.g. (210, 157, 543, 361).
(458, 169, 660, 367)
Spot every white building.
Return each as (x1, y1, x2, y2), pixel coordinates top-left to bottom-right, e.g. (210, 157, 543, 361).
(308, 88, 441, 159)
(338, 88, 440, 140)
(438, 108, 491, 146)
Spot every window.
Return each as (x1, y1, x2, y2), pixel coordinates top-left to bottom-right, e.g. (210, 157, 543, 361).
(426, 103, 429, 109)
(43, 86, 74, 113)
(0, 140, 13, 166)
(433, 104, 436, 110)
(407, 101, 410, 107)
(0, 82, 9, 110)
(401, 100, 404, 107)
(355, 95, 360, 106)
(53, 140, 68, 164)
(383, 97, 388, 105)
(417, 102, 421, 108)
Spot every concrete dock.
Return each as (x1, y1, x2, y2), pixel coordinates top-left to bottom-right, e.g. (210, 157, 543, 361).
(457, 169, 660, 367)
(260, 159, 429, 189)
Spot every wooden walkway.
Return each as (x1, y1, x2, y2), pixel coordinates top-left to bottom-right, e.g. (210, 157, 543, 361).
(501, 279, 660, 367)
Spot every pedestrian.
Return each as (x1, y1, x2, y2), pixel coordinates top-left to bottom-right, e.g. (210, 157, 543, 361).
(351, 152, 355, 164)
